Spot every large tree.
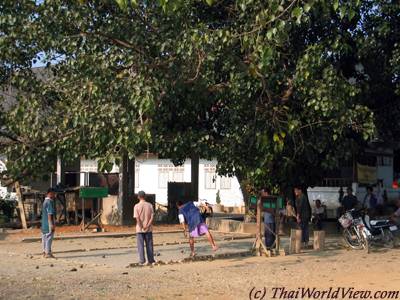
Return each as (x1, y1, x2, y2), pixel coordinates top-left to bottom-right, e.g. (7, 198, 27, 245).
(3, 0, 398, 199)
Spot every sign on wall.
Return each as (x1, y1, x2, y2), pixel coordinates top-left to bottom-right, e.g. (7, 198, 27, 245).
(357, 163, 377, 184)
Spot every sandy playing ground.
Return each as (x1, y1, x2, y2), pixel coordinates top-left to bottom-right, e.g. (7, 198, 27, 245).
(0, 227, 399, 300)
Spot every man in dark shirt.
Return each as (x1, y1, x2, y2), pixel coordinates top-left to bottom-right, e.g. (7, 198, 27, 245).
(341, 187, 358, 211)
(261, 188, 275, 249)
(294, 187, 311, 248)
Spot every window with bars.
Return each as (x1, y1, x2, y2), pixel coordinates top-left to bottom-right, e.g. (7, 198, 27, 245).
(377, 156, 392, 166)
(158, 164, 184, 188)
(220, 176, 231, 189)
(204, 164, 217, 189)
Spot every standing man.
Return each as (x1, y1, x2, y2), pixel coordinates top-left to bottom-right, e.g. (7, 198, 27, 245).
(363, 186, 378, 215)
(133, 191, 155, 265)
(341, 187, 358, 211)
(337, 187, 358, 232)
(337, 187, 345, 232)
(261, 188, 275, 249)
(177, 201, 218, 257)
(41, 188, 56, 258)
(294, 186, 311, 248)
(390, 199, 400, 226)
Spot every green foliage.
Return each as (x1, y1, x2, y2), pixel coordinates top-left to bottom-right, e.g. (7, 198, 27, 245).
(216, 190, 221, 204)
(0, 198, 16, 221)
(0, 0, 398, 195)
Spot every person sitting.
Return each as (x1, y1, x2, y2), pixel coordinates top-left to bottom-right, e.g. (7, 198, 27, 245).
(285, 199, 296, 219)
(390, 199, 400, 226)
(312, 199, 325, 230)
(199, 201, 213, 221)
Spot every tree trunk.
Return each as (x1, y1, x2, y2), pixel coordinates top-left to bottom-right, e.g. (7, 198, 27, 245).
(15, 181, 27, 229)
(236, 172, 250, 213)
(191, 155, 199, 201)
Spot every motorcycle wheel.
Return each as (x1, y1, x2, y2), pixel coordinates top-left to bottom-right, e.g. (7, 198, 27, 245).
(383, 229, 395, 249)
(359, 229, 370, 254)
(343, 227, 363, 250)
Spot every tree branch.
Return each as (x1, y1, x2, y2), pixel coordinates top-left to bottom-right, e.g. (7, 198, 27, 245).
(77, 32, 145, 55)
(235, 0, 298, 38)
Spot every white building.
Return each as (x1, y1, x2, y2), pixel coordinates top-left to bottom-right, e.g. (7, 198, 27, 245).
(308, 146, 400, 217)
(135, 158, 243, 207)
(79, 157, 244, 207)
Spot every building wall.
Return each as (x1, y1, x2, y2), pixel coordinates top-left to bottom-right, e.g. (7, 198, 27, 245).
(134, 158, 244, 207)
(377, 165, 393, 187)
(308, 184, 400, 218)
(0, 158, 8, 199)
(80, 158, 244, 207)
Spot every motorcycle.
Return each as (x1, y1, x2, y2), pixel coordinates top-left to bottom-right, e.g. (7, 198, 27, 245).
(339, 208, 398, 253)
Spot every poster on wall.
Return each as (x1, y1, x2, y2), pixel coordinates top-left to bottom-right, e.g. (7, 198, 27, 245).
(357, 163, 377, 184)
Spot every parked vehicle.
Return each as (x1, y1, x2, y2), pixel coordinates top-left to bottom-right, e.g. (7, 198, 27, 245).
(339, 209, 398, 253)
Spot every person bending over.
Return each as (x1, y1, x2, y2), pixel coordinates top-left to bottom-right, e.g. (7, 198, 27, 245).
(177, 201, 218, 257)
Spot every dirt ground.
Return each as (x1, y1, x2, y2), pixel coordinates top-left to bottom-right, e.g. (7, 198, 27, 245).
(0, 227, 399, 300)
(3, 224, 182, 240)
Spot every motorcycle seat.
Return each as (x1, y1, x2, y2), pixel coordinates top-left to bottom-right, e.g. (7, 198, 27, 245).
(369, 219, 390, 227)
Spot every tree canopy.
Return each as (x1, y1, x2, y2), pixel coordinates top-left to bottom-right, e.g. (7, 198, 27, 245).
(1, 0, 399, 194)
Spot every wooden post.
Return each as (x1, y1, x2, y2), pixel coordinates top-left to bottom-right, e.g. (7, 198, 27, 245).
(15, 181, 27, 229)
(252, 196, 270, 257)
(289, 229, 302, 254)
(74, 191, 79, 225)
(313, 230, 325, 251)
(256, 197, 262, 256)
(81, 197, 85, 231)
(275, 200, 280, 254)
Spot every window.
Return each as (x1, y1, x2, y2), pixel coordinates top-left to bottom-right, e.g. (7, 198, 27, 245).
(220, 176, 231, 189)
(158, 164, 170, 189)
(377, 156, 392, 167)
(80, 159, 98, 173)
(173, 168, 184, 182)
(135, 162, 140, 188)
(204, 164, 217, 189)
(158, 164, 184, 188)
